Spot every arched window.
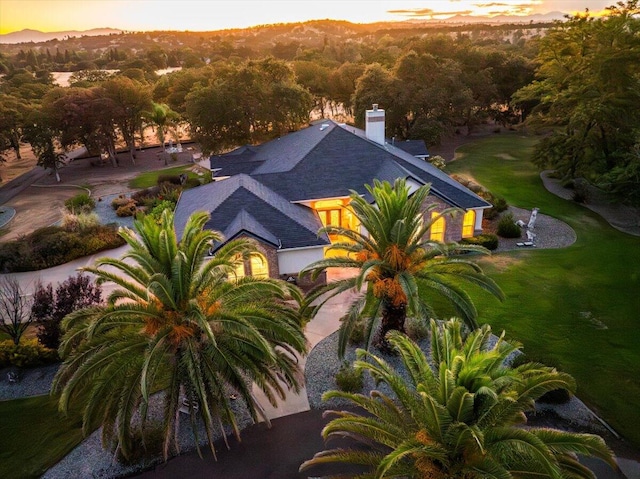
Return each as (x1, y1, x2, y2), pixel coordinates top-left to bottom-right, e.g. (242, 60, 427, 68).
(430, 212, 445, 242)
(462, 210, 476, 238)
(229, 255, 245, 282)
(249, 253, 269, 279)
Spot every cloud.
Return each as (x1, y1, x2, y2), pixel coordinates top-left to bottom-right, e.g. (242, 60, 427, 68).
(387, 8, 474, 18)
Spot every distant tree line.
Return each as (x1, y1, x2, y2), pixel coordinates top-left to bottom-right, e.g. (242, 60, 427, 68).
(1, 5, 640, 203)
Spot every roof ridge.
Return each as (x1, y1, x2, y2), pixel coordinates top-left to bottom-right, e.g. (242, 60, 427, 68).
(236, 175, 324, 236)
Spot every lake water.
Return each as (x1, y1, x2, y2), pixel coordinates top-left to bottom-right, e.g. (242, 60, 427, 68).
(51, 67, 182, 87)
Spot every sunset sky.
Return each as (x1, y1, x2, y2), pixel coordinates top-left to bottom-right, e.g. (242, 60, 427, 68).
(0, 0, 616, 34)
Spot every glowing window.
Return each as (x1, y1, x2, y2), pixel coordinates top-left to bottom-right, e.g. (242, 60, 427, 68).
(430, 212, 445, 242)
(462, 210, 476, 238)
(229, 256, 245, 282)
(249, 253, 269, 279)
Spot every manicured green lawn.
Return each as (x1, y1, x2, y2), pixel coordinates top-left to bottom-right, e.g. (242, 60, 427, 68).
(128, 165, 207, 189)
(0, 395, 83, 478)
(447, 133, 640, 447)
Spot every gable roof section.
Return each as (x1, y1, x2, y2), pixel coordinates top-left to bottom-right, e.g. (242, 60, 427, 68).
(347, 125, 490, 209)
(209, 145, 265, 176)
(253, 124, 412, 202)
(394, 139, 429, 158)
(174, 174, 329, 250)
(208, 119, 490, 210)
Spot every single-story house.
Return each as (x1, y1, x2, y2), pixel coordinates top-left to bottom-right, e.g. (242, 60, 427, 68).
(174, 105, 491, 287)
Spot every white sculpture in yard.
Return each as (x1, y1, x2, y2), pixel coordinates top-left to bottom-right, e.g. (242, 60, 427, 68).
(526, 229, 536, 243)
(527, 207, 539, 230)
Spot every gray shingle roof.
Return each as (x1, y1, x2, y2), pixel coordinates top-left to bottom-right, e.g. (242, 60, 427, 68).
(189, 119, 492, 253)
(394, 139, 429, 157)
(209, 145, 265, 176)
(174, 174, 330, 249)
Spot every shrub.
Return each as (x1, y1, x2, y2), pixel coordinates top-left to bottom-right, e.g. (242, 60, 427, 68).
(492, 196, 508, 213)
(427, 155, 446, 170)
(33, 274, 102, 350)
(116, 203, 138, 217)
(64, 193, 95, 213)
(157, 174, 182, 185)
(348, 316, 368, 345)
(149, 200, 175, 219)
(459, 233, 499, 251)
(405, 317, 429, 341)
(497, 213, 522, 238)
(62, 211, 100, 232)
(185, 177, 202, 189)
(111, 195, 133, 209)
(0, 339, 59, 368)
(335, 363, 364, 393)
(0, 225, 125, 273)
(131, 186, 161, 204)
(157, 183, 182, 203)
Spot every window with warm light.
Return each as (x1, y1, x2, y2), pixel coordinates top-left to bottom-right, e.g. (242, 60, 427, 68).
(462, 210, 476, 238)
(430, 212, 445, 242)
(318, 209, 343, 228)
(230, 256, 245, 282)
(249, 253, 269, 279)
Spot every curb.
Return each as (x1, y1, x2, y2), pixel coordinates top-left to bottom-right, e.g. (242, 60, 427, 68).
(0, 206, 16, 229)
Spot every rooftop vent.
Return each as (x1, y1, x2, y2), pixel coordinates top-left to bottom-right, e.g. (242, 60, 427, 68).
(319, 123, 330, 131)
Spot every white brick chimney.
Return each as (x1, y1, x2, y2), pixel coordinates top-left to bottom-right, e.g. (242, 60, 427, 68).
(365, 104, 385, 146)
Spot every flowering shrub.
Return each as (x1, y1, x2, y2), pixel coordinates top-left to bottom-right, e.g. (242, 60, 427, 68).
(0, 339, 59, 368)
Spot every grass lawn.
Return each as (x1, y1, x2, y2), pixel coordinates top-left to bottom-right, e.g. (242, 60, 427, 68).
(0, 395, 83, 478)
(446, 133, 640, 448)
(128, 164, 207, 189)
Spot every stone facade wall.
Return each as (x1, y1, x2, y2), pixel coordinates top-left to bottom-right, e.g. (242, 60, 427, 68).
(422, 194, 466, 243)
(234, 235, 327, 290)
(236, 235, 280, 278)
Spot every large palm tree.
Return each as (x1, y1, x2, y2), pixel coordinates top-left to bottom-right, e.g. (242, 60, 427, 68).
(302, 179, 503, 356)
(52, 210, 307, 460)
(300, 320, 618, 479)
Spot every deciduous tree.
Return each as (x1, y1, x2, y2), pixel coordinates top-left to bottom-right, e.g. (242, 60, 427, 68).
(0, 276, 33, 346)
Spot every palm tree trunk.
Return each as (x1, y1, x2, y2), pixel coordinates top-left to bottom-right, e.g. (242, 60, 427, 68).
(375, 301, 407, 353)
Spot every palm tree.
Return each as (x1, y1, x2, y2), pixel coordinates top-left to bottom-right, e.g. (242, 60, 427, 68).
(302, 179, 503, 356)
(144, 102, 178, 158)
(52, 210, 307, 460)
(300, 320, 618, 479)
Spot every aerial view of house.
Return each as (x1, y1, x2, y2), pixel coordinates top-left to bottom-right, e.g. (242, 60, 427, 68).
(174, 105, 490, 286)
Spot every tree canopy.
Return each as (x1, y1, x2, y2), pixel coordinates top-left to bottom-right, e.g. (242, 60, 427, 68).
(513, 1, 640, 203)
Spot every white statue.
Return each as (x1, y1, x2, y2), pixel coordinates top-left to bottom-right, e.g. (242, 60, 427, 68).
(527, 207, 539, 230)
(526, 229, 536, 243)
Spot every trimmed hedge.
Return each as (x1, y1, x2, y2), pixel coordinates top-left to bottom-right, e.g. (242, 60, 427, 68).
(459, 233, 499, 251)
(0, 339, 59, 368)
(0, 224, 125, 273)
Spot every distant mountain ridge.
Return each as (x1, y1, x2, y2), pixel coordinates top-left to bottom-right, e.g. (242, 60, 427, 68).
(0, 12, 568, 45)
(434, 11, 567, 24)
(0, 28, 122, 44)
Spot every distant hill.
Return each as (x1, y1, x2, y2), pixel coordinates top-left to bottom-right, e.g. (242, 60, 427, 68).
(0, 28, 122, 44)
(435, 11, 567, 24)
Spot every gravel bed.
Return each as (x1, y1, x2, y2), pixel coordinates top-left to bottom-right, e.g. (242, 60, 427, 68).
(494, 206, 577, 253)
(0, 363, 255, 479)
(42, 390, 255, 479)
(94, 193, 136, 230)
(305, 330, 606, 435)
(0, 364, 59, 400)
